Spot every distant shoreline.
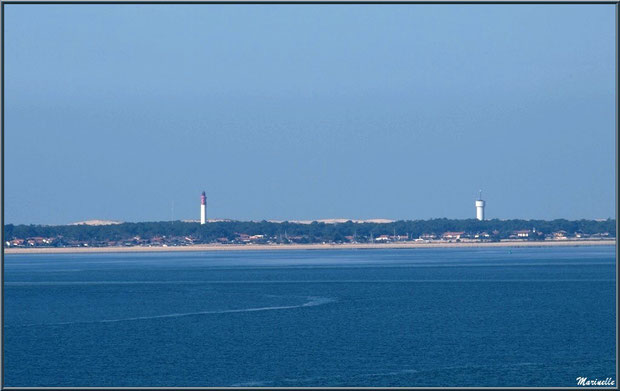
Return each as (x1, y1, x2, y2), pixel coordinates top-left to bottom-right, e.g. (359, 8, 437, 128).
(3, 239, 616, 255)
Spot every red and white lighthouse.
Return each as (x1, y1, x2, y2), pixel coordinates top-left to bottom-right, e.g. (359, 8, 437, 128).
(200, 191, 207, 225)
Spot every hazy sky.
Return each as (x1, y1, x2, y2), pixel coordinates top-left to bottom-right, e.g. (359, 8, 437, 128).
(3, 4, 616, 224)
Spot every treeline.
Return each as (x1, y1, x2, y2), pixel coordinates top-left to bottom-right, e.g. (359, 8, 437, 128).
(4, 218, 616, 245)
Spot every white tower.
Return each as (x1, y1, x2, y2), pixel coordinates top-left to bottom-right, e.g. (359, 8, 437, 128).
(200, 191, 207, 225)
(475, 190, 485, 221)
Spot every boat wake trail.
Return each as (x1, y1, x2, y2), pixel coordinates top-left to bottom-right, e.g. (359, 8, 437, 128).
(15, 296, 336, 327)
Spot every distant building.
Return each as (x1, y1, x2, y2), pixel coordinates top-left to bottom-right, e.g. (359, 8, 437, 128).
(25, 237, 53, 246)
(442, 231, 465, 240)
(150, 236, 165, 245)
(514, 230, 531, 238)
(8, 239, 24, 247)
(553, 231, 568, 239)
(475, 190, 485, 221)
(236, 233, 251, 243)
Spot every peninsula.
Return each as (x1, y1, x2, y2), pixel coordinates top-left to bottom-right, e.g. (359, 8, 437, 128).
(4, 218, 615, 254)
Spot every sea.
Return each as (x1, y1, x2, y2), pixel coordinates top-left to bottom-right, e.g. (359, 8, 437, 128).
(3, 246, 616, 387)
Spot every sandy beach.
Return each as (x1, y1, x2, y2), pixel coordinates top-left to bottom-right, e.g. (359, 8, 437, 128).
(3, 239, 616, 255)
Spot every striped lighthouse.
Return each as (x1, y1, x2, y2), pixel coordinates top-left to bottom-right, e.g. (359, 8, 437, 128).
(200, 191, 207, 225)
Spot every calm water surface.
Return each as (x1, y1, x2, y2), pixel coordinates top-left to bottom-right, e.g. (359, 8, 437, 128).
(3, 246, 616, 387)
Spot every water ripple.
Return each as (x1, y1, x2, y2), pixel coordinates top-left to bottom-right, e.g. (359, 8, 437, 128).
(12, 296, 336, 327)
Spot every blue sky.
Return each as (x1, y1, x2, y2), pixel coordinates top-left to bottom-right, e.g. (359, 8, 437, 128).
(3, 4, 616, 224)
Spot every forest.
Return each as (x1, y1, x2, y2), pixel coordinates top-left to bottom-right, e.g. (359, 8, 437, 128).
(4, 218, 616, 247)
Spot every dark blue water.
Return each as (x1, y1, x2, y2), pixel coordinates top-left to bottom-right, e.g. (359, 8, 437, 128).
(3, 246, 616, 387)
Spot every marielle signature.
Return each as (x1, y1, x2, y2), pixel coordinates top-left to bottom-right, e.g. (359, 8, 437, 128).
(576, 377, 615, 386)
